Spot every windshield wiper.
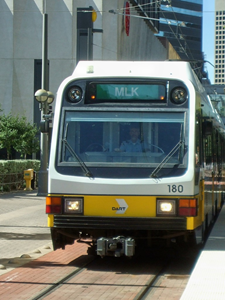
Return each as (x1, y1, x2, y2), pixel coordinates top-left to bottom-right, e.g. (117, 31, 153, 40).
(150, 140, 184, 178)
(62, 139, 94, 179)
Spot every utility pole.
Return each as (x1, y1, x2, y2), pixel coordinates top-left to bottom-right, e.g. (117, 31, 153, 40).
(37, 13, 49, 196)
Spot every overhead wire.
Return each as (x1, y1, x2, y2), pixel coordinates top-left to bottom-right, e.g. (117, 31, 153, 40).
(111, 0, 204, 77)
(155, 2, 190, 58)
(163, 2, 199, 61)
(130, 1, 204, 78)
(111, 0, 201, 14)
(4, 1, 207, 77)
(81, 1, 206, 77)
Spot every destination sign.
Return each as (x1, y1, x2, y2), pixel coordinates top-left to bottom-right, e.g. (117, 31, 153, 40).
(95, 84, 165, 100)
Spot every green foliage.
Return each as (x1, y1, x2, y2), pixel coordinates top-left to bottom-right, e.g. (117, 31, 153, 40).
(0, 114, 18, 159)
(0, 113, 40, 159)
(0, 159, 40, 174)
(14, 120, 40, 159)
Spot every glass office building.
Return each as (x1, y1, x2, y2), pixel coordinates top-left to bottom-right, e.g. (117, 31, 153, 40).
(215, 0, 225, 84)
(156, 0, 203, 77)
(129, 0, 160, 33)
(122, 1, 204, 78)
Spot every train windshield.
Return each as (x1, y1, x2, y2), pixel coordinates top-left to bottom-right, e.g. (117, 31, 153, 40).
(57, 110, 187, 178)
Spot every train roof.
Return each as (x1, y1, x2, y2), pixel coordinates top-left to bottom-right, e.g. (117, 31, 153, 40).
(72, 60, 202, 90)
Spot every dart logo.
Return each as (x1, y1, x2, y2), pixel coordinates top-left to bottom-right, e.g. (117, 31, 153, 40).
(112, 199, 128, 214)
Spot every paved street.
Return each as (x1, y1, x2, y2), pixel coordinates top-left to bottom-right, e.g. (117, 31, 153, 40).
(0, 191, 52, 274)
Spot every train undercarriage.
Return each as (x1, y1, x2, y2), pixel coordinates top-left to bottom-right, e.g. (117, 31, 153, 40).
(51, 225, 198, 258)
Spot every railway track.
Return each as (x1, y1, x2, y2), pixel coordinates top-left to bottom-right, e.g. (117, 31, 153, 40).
(33, 243, 199, 300)
(35, 255, 165, 300)
(0, 241, 201, 300)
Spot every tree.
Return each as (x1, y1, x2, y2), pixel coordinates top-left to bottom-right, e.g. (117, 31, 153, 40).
(0, 114, 20, 159)
(0, 113, 40, 159)
(14, 121, 40, 159)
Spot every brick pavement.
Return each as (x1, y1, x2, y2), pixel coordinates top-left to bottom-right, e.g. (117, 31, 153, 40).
(145, 274, 190, 299)
(0, 241, 161, 300)
(0, 242, 89, 300)
(0, 240, 190, 300)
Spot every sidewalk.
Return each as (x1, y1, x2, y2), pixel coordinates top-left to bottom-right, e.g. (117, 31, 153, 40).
(0, 190, 52, 274)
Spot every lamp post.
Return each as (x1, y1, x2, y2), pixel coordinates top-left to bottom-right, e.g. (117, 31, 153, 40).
(34, 10, 53, 196)
(35, 89, 54, 196)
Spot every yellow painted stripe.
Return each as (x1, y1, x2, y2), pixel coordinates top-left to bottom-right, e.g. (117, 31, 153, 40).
(48, 214, 54, 227)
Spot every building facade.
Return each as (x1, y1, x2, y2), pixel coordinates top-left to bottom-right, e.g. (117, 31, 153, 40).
(214, 0, 225, 84)
(157, 0, 203, 78)
(0, 0, 179, 125)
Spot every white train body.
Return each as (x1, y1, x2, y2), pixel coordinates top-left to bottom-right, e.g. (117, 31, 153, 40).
(47, 61, 225, 256)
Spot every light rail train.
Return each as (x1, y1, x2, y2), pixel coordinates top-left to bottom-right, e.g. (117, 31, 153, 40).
(47, 61, 225, 257)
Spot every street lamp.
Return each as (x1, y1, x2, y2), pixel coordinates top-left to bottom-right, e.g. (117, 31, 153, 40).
(35, 89, 54, 196)
(46, 91, 54, 104)
(34, 89, 48, 102)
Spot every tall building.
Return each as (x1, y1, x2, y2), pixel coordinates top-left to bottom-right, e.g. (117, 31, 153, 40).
(214, 0, 225, 84)
(0, 0, 175, 123)
(156, 0, 203, 78)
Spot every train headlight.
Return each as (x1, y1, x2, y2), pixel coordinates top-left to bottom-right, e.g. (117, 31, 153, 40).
(64, 197, 83, 214)
(171, 87, 187, 105)
(157, 199, 176, 216)
(67, 86, 83, 103)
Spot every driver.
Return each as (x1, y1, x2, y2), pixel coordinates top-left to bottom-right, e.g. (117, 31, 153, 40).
(115, 126, 144, 152)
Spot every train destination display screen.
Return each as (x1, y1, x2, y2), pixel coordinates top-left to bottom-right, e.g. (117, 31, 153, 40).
(87, 82, 166, 103)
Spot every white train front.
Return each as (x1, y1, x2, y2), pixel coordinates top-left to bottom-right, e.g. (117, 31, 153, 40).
(46, 61, 225, 257)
